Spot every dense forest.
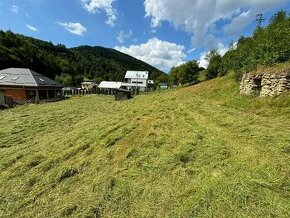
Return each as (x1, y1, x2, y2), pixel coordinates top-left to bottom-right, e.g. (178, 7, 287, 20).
(0, 31, 166, 86)
(169, 10, 290, 85)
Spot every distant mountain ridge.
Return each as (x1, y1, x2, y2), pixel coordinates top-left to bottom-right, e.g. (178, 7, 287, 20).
(0, 30, 166, 86)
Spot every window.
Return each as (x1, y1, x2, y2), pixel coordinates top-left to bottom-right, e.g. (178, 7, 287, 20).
(12, 76, 19, 81)
(39, 78, 45, 82)
(0, 76, 5, 80)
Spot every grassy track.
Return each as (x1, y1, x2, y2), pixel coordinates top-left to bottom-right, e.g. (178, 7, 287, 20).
(0, 74, 290, 217)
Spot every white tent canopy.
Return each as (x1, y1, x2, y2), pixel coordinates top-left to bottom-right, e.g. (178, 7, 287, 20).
(99, 81, 122, 89)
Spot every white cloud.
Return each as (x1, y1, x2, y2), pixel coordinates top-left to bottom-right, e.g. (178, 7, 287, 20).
(232, 41, 238, 50)
(57, 22, 87, 36)
(26, 25, 39, 32)
(198, 42, 229, 68)
(144, 0, 288, 48)
(198, 52, 209, 69)
(10, 5, 19, 13)
(117, 30, 132, 43)
(81, 0, 117, 27)
(217, 42, 229, 57)
(115, 38, 186, 72)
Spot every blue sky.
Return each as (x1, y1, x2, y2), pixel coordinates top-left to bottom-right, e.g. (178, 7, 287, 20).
(0, 0, 289, 72)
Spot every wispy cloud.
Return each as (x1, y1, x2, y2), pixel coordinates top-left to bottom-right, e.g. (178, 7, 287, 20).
(116, 30, 132, 43)
(10, 5, 19, 14)
(26, 25, 39, 32)
(57, 22, 87, 36)
(187, 48, 196, 54)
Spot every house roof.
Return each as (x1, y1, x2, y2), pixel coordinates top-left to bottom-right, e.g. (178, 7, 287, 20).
(125, 71, 149, 79)
(0, 68, 63, 88)
(99, 81, 122, 89)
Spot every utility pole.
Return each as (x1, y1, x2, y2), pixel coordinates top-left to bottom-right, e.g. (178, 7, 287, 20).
(256, 14, 266, 27)
(256, 14, 269, 61)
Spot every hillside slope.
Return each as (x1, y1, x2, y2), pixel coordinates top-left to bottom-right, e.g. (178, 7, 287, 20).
(0, 30, 165, 84)
(0, 75, 290, 217)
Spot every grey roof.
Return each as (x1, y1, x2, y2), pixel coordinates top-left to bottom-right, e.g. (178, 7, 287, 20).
(0, 68, 63, 88)
(125, 71, 149, 79)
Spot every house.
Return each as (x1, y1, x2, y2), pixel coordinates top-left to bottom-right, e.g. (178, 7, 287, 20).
(0, 89, 5, 105)
(124, 71, 149, 91)
(0, 68, 63, 103)
(81, 81, 95, 91)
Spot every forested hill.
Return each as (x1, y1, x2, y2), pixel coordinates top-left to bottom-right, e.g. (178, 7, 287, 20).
(0, 30, 166, 86)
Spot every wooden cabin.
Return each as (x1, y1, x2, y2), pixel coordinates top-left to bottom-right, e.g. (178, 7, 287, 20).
(115, 89, 132, 101)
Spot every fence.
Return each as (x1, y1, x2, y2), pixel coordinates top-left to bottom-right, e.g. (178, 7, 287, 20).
(64, 87, 141, 96)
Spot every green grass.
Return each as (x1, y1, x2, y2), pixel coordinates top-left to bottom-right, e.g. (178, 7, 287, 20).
(0, 74, 290, 217)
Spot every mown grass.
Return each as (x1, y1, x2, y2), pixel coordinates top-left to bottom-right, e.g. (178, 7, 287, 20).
(0, 74, 290, 217)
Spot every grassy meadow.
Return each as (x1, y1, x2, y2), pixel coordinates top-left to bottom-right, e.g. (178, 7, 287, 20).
(0, 74, 290, 217)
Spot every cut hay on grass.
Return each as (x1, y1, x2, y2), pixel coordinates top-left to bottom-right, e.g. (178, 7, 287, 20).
(0, 74, 290, 217)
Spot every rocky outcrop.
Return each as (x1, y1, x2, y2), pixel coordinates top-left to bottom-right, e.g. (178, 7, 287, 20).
(240, 70, 290, 97)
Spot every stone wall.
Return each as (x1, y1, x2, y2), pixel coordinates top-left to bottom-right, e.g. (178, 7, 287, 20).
(240, 72, 290, 97)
